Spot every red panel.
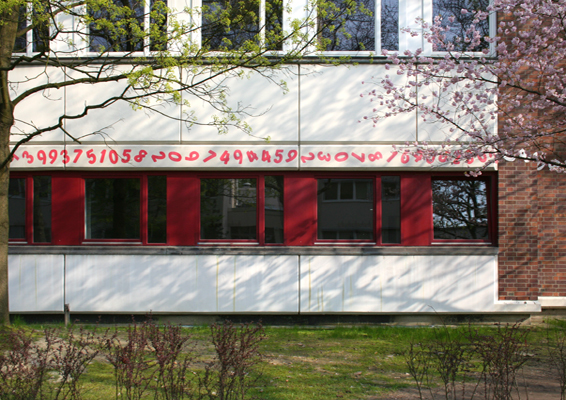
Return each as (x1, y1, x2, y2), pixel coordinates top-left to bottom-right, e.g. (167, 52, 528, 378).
(51, 176, 83, 245)
(167, 176, 199, 245)
(285, 173, 316, 246)
(401, 174, 432, 246)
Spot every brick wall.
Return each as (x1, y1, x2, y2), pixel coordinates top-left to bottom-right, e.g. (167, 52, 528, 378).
(498, 161, 566, 300)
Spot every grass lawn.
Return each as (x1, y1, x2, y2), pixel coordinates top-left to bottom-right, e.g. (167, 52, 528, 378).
(1, 322, 564, 399)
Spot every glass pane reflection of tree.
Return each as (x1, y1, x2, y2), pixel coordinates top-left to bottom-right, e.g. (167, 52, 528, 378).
(317, 179, 373, 240)
(433, 0, 490, 51)
(201, 178, 257, 240)
(265, 176, 283, 244)
(432, 179, 488, 240)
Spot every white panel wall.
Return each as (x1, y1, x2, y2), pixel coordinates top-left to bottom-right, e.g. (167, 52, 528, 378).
(64, 255, 299, 312)
(181, 67, 299, 143)
(300, 65, 416, 143)
(300, 255, 502, 313)
(9, 66, 66, 142)
(8, 254, 65, 312)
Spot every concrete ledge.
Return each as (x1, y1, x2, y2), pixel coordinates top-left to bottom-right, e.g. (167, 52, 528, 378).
(9, 245, 499, 256)
(539, 297, 566, 308)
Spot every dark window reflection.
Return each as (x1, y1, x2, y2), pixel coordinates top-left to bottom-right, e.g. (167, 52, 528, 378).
(89, 0, 145, 52)
(148, 176, 167, 243)
(33, 176, 51, 243)
(381, 0, 399, 51)
(85, 178, 140, 239)
(9, 178, 26, 240)
(320, 0, 375, 51)
(201, 178, 257, 240)
(433, 0, 490, 51)
(432, 179, 489, 240)
(265, 176, 283, 244)
(317, 179, 373, 240)
(381, 176, 400, 243)
(202, 0, 283, 50)
(13, 6, 28, 53)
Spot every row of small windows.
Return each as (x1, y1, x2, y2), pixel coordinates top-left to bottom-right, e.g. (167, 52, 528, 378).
(9, 174, 490, 245)
(13, 0, 490, 54)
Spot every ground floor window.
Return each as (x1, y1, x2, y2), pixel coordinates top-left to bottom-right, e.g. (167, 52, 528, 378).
(8, 171, 495, 247)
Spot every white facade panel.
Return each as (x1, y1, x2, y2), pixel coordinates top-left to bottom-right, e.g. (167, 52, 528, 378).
(64, 66, 181, 143)
(65, 255, 298, 312)
(8, 254, 65, 312)
(300, 65, 416, 143)
(10, 66, 66, 143)
(299, 255, 507, 313)
(181, 67, 299, 143)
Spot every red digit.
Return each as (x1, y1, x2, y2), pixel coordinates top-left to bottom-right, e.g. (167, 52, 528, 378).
(203, 150, 216, 163)
(220, 151, 230, 165)
(262, 150, 271, 163)
(186, 151, 199, 161)
(99, 149, 106, 163)
(73, 149, 83, 163)
(234, 150, 243, 164)
(168, 151, 182, 162)
(37, 150, 47, 165)
(285, 150, 298, 162)
(121, 149, 131, 163)
(351, 152, 365, 162)
(274, 149, 283, 163)
(401, 153, 410, 164)
(60, 150, 70, 164)
(152, 151, 166, 162)
(335, 152, 348, 162)
(246, 151, 258, 162)
(134, 150, 148, 162)
(22, 151, 34, 164)
(478, 154, 487, 162)
(49, 149, 58, 164)
(86, 149, 96, 164)
(386, 151, 398, 163)
(368, 152, 383, 162)
(109, 150, 119, 164)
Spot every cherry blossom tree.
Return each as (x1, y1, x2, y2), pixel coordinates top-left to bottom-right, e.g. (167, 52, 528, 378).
(362, 0, 566, 173)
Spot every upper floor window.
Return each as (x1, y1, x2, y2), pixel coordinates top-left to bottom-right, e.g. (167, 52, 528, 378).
(432, 178, 489, 241)
(201, 0, 283, 51)
(319, 0, 399, 52)
(13, 3, 51, 54)
(89, 0, 168, 52)
(432, 0, 490, 51)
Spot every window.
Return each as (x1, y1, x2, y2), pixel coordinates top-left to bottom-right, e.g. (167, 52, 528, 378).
(317, 178, 374, 240)
(89, 0, 167, 52)
(432, 178, 489, 241)
(201, 0, 283, 50)
(84, 176, 167, 242)
(9, 176, 52, 243)
(201, 178, 258, 240)
(13, 3, 51, 54)
(319, 0, 399, 51)
(432, 0, 490, 51)
(381, 176, 400, 244)
(265, 175, 284, 244)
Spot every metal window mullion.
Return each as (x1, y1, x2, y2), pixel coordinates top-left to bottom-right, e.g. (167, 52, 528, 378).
(144, 0, 151, 54)
(259, 0, 266, 48)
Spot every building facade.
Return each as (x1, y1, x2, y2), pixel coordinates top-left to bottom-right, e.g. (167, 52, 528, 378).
(9, 0, 563, 318)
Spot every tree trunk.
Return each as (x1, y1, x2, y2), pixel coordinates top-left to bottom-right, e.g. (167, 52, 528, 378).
(0, 3, 20, 325)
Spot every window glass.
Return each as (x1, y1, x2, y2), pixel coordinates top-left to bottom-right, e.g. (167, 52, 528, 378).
(33, 176, 51, 243)
(13, 4, 51, 53)
(433, 0, 490, 51)
(201, 178, 257, 240)
(90, 0, 160, 52)
(202, 0, 283, 50)
(9, 178, 26, 240)
(85, 178, 140, 239)
(319, 0, 398, 51)
(317, 179, 373, 240)
(381, 176, 400, 243)
(13, 6, 28, 53)
(148, 176, 167, 243)
(432, 179, 489, 240)
(265, 176, 283, 244)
